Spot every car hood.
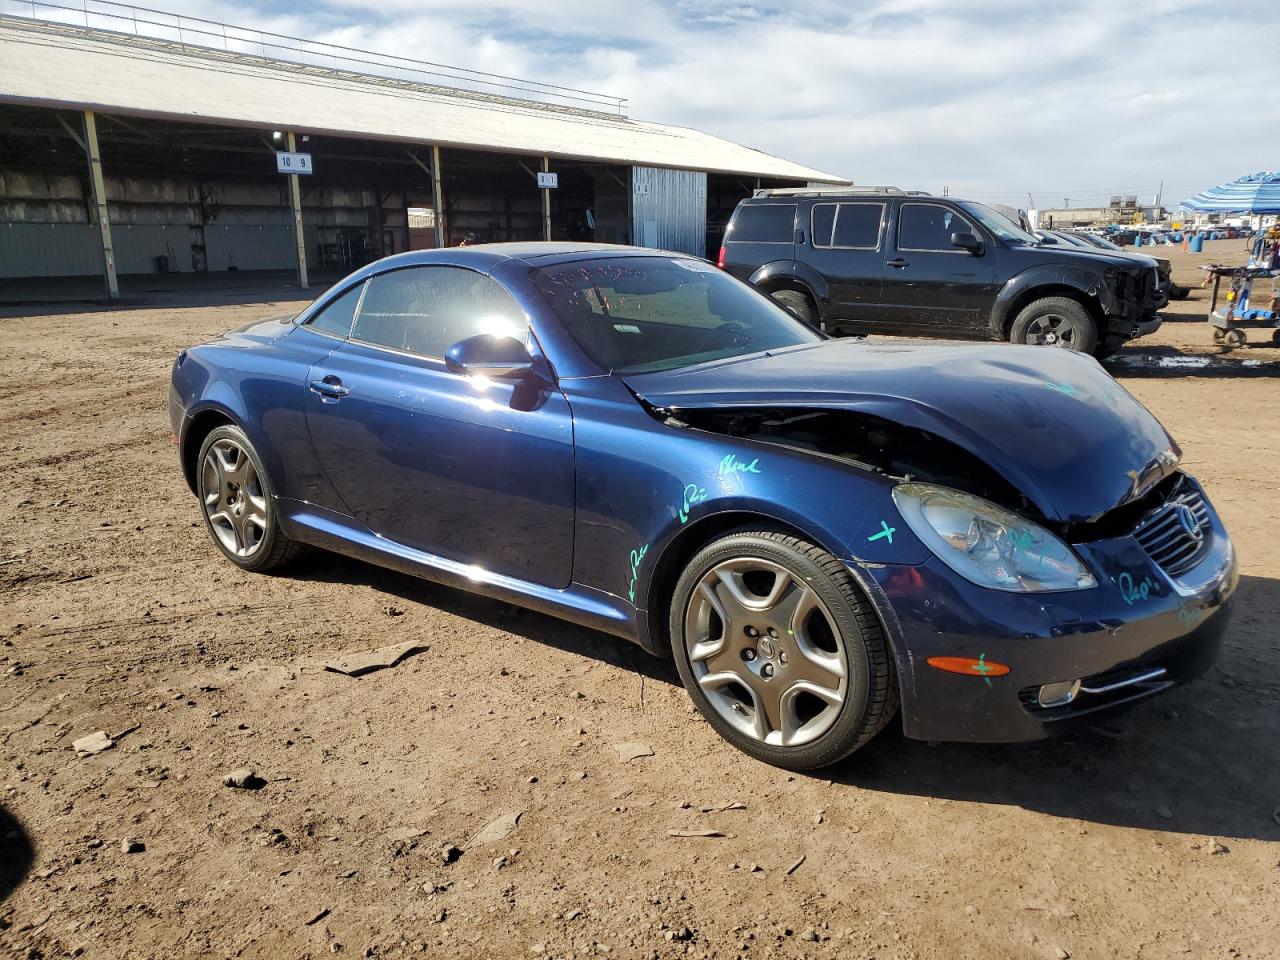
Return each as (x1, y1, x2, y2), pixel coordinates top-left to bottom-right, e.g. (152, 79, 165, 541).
(623, 340, 1179, 523)
(1017, 243, 1140, 270)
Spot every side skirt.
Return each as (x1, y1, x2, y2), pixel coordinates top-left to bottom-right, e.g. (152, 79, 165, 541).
(277, 500, 637, 642)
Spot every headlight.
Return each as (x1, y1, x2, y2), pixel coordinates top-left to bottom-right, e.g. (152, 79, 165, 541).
(891, 483, 1096, 592)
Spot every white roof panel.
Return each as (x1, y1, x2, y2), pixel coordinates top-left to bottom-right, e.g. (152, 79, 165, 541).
(0, 19, 846, 183)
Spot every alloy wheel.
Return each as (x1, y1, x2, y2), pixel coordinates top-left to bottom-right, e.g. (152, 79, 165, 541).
(1025, 313, 1076, 347)
(201, 438, 268, 558)
(683, 558, 849, 747)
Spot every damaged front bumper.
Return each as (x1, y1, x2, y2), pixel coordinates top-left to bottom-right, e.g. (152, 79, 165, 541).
(861, 493, 1237, 744)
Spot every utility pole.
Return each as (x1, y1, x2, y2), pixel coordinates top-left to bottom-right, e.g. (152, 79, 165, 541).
(286, 131, 308, 288)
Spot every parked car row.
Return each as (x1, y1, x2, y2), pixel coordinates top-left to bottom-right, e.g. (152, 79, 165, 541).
(171, 239, 1237, 769)
(1035, 228, 1190, 305)
(717, 187, 1161, 358)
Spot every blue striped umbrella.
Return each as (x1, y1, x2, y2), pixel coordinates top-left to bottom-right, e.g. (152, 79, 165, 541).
(1180, 171, 1280, 214)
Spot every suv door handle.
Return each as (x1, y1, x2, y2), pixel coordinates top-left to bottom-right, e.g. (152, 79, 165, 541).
(886, 258, 909, 268)
(308, 376, 350, 400)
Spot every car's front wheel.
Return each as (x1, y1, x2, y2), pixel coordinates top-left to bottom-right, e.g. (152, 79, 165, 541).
(196, 424, 303, 572)
(1009, 296, 1099, 354)
(669, 528, 898, 770)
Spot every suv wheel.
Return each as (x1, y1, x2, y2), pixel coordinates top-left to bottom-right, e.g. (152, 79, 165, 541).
(769, 289, 819, 328)
(669, 527, 898, 770)
(1009, 297, 1098, 354)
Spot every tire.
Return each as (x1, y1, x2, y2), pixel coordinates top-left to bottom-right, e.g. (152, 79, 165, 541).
(1009, 296, 1099, 354)
(1170, 285, 1191, 301)
(668, 527, 898, 770)
(196, 424, 304, 573)
(770, 289, 819, 328)
(1223, 329, 1246, 347)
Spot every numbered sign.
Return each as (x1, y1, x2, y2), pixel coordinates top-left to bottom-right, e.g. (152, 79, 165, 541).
(536, 171, 558, 189)
(276, 151, 314, 175)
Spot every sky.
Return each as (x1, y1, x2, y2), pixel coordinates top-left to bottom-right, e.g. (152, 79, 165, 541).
(119, 0, 1280, 207)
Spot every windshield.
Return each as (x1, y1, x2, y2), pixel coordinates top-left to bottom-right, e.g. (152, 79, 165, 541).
(532, 256, 822, 374)
(1047, 231, 1091, 247)
(1083, 234, 1123, 251)
(955, 200, 1039, 245)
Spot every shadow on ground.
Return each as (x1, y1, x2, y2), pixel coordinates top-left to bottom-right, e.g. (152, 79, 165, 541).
(832, 574, 1280, 842)
(292, 551, 1280, 842)
(290, 552, 681, 687)
(1105, 343, 1280, 377)
(0, 804, 34, 905)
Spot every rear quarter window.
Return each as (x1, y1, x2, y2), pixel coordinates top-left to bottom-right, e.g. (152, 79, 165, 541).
(728, 204, 796, 243)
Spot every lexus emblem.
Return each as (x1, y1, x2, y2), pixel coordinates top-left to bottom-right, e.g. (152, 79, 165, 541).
(1176, 504, 1203, 542)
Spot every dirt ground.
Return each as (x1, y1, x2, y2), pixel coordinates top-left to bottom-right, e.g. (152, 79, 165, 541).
(2, 238, 1278, 960)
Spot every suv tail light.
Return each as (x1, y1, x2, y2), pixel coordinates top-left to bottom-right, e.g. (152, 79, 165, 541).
(716, 245, 726, 269)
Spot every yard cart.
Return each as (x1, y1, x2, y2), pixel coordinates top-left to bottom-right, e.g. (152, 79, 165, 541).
(1202, 263, 1280, 346)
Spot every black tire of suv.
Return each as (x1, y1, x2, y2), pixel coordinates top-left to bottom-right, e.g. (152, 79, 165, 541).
(1009, 297, 1099, 355)
(669, 527, 899, 770)
(770, 289, 818, 327)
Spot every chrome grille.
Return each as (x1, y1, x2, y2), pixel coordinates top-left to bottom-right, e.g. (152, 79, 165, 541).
(1133, 482, 1210, 576)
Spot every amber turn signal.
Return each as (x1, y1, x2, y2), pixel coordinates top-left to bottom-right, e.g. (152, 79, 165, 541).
(926, 655, 1010, 678)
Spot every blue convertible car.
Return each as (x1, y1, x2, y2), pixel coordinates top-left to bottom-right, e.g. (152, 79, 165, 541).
(170, 243, 1237, 769)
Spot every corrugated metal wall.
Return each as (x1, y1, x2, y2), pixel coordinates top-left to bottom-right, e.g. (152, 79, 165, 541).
(0, 222, 100, 277)
(631, 166, 707, 256)
(207, 225, 296, 271)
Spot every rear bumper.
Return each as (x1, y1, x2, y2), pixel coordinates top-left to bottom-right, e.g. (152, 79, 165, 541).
(864, 489, 1237, 743)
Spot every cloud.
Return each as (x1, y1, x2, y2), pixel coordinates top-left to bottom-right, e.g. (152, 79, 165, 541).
(149, 0, 1280, 203)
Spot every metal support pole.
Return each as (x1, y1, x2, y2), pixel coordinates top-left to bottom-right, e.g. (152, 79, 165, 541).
(431, 145, 445, 248)
(83, 111, 118, 299)
(542, 156, 552, 242)
(286, 131, 308, 288)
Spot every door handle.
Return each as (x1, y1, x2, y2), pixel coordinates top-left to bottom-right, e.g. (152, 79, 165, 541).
(886, 258, 909, 268)
(308, 376, 350, 399)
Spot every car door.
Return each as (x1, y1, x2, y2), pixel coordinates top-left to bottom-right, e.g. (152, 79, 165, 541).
(803, 200, 886, 324)
(879, 201, 997, 332)
(304, 264, 575, 588)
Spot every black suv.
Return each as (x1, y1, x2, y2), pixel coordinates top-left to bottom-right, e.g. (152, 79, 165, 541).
(718, 188, 1159, 356)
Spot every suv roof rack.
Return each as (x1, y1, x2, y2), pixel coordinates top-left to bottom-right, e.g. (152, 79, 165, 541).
(752, 186, 933, 199)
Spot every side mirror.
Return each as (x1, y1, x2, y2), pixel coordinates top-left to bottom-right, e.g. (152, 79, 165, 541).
(951, 231, 984, 254)
(444, 334, 535, 379)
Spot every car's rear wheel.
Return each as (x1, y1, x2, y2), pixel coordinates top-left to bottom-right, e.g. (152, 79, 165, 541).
(1009, 296, 1098, 354)
(669, 528, 898, 770)
(197, 424, 303, 573)
(769, 289, 819, 328)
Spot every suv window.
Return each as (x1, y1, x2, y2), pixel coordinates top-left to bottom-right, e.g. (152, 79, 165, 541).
(812, 202, 884, 249)
(351, 266, 525, 358)
(306, 281, 364, 337)
(897, 203, 976, 252)
(729, 203, 796, 243)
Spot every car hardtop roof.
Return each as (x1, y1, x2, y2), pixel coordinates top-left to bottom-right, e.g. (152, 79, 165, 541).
(356, 243, 696, 275)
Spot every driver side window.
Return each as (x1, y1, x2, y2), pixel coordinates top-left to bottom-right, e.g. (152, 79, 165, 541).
(350, 266, 526, 358)
(897, 203, 976, 252)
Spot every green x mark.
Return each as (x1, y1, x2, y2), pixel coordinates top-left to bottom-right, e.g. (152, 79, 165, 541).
(867, 520, 895, 545)
(974, 652, 995, 687)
